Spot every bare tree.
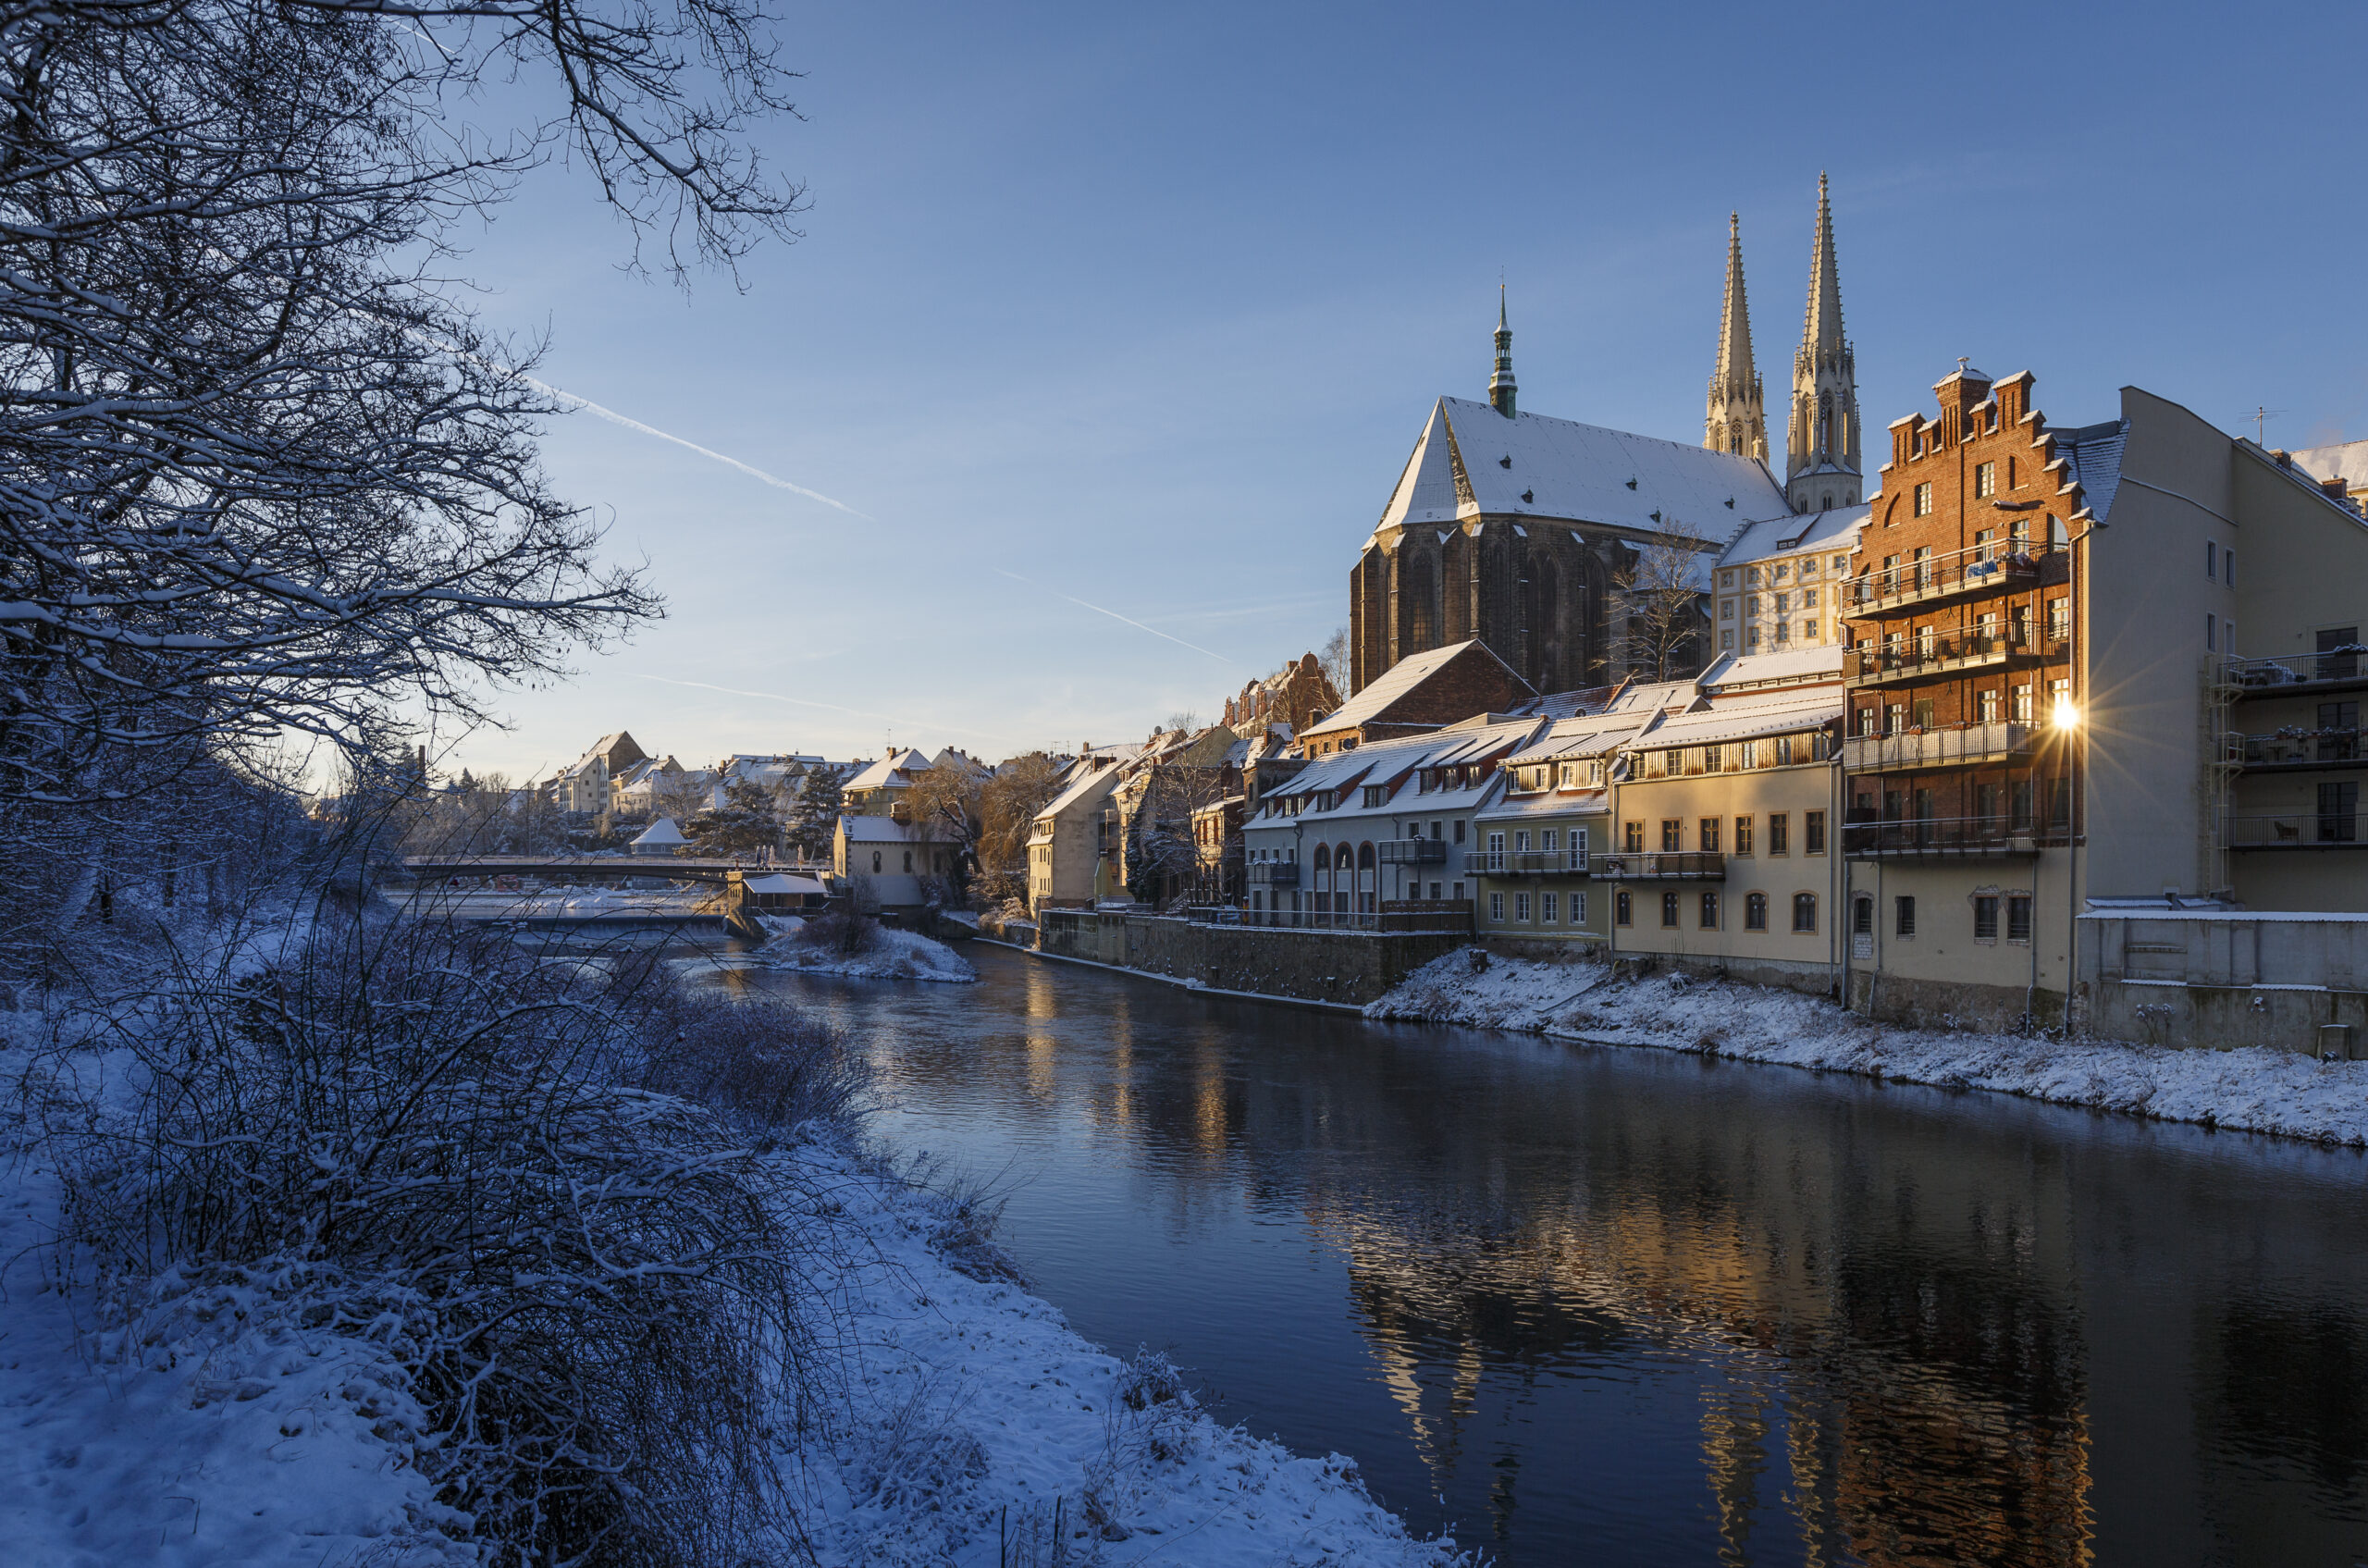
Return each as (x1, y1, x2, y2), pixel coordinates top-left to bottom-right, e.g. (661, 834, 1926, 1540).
(971, 752, 1061, 908)
(1319, 625, 1351, 698)
(1606, 523, 1716, 682)
(903, 756, 990, 897)
(0, 0, 808, 806)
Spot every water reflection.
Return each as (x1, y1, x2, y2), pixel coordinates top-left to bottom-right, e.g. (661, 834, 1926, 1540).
(719, 947, 2368, 1567)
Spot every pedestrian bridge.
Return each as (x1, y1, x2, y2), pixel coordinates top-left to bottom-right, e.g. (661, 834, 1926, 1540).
(401, 854, 830, 887)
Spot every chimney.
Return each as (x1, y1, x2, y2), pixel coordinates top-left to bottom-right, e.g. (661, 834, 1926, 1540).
(2273, 449, 2293, 469)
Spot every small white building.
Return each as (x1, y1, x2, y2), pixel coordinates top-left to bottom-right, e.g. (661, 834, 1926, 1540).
(630, 817, 688, 856)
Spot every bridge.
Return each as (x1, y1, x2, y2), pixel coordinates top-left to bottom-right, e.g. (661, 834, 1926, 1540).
(400, 854, 833, 887)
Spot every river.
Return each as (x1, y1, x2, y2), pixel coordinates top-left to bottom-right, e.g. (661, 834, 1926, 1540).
(717, 942, 2368, 1566)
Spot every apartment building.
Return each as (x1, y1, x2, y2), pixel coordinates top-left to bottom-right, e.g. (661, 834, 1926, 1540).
(1711, 505, 1868, 655)
(1467, 710, 1645, 950)
(1838, 368, 2368, 1028)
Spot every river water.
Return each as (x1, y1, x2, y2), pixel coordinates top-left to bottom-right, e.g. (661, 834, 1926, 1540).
(721, 944, 2368, 1567)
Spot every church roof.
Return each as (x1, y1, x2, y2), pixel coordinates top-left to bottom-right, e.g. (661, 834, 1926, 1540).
(1371, 396, 1786, 546)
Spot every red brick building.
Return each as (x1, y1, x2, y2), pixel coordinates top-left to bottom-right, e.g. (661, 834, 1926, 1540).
(1297, 638, 1535, 758)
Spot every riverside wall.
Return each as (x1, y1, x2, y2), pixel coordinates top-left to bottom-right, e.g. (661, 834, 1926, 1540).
(1034, 909, 1471, 1008)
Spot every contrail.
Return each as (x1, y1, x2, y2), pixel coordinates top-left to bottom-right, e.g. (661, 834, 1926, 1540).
(522, 375, 869, 518)
(623, 673, 1024, 746)
(993, 570, 1234, 664)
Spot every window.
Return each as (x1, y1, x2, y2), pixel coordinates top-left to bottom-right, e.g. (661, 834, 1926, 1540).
(1769, 813, 1790, 856)
(2051, 776, 2074, 828)
(2320, 703, 2360, 762)
(1453, 881, 1464, 900)
(2206, 613, 2215, 651)
(2320, 782, 2360, 844)
(1616, 890, 1633, 926)
(1853, 896, 1873, 936)
(2008, 895, 2032, 943)
(872, 850, 882, 872)
(1573, 891, 1587, 924)
(1892, 895, 1916, 937)
(1913, 481, 1933, 516)
(1734, 816, 1754, 855)
(2011, 779, 2034, 831)
(1791, 893, 1817, 932)
(1661, 890, 1681, 928)
(1541, 892, 1558, 924)
(1806, 810, 1826, 855)
(1515, 892, 1532, 922)
(1746, 892, 1770, 931)
(1721, 599, 1733, 620)
(1980, 687, 2001, 723)
(1886, 702, 1907, 735)
(1833, 554, 1849, 571)
(1720, 570, 1735, 588)
(1364, 785, 1386, 807)
(1431, 821, 1443, 841)
(1974, 461, 1995, 498)
(1489, 892, 1505, 922)
(1543, 829, 1558, 852)
(2013, 684, 2034, 722)
(1699, 817, 1721, 852)
(1429, 882, 1443, 900)
(1453, 820, 1467, 844)
(1660, 819, 1683, 852)
(2320, 627, 2362, 681)
(1974, 895, 2000, 941)
(2046, 598, 2069, 641)
(1514, 830, 1531, 853)
(1720, 630, 1734, 650)
(1699, 891, 1720, 929)
(2225, 549, 2235, 587)
(1974, 527, 1995, 562)
(2207, 540, 2217, 579)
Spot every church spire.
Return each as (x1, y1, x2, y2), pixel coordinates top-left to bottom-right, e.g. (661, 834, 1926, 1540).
(1786, 172, 1862, 513)
(1705, 213, 1767, 461)
(1488, 286, 1517, 418)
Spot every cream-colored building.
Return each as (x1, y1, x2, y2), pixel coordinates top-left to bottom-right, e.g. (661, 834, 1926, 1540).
(1469, 710, 1649, 950)
(1027, 759, 1128, 910)
(1711, 505, 1868, 656)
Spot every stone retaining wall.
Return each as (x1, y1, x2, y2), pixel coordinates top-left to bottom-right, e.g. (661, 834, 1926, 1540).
(1035, 909, 1471, 1007)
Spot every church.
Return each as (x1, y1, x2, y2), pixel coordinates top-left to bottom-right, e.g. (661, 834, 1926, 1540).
(1348, 176, 1865, 696)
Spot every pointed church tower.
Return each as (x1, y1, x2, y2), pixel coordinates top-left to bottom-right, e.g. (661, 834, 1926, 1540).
(1487, 287, 1517, 418)
(1785, 173, 1862, 513)
(1705, 213, 1768, 462)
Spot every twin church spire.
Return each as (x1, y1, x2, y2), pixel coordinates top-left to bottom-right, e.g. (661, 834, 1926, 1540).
(1704, 174, 1862, 515)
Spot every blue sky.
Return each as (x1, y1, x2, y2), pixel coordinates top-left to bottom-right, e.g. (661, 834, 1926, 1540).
(444, 0, 2368, 782)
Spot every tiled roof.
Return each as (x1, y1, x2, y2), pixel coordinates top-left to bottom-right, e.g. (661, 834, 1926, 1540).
(1715, 503, 1870, 568)
(1303, 639, 1533, 741)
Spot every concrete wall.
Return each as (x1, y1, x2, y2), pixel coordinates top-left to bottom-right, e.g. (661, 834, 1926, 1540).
(1035, 908, 1471, 1007)
(2079, 911, 2368, 1055)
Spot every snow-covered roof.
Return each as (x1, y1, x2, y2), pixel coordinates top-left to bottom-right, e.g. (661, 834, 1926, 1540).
(844, 748, 931, 793)
(1474, 785, 1611, 822)
(1033, 761, 1123, 823)
(1372, 397, 1787, 544)
(837, 813, 936, 844)
(1504, 714, 1653, 766)
(1716, 503, 1869, 569)
(2055, 418, 2128, 522)
(631, 817, 687, 847)
(2294, 438, 2368, 490)
(1697, 645, 1845, 692)
(1601, 679, 1702, 715)
(1632, 691, 1841, 750)
(1303, 639, 1532, 742)
(742, 872, 827, 895)
(1246, 718, 1541, 832)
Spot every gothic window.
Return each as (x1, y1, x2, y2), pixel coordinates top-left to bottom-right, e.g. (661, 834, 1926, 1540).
(1819, 391, 1832, 452)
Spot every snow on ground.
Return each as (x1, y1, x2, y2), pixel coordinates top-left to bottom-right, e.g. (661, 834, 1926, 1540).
(0, 1030, 1467, 1567)
(798, 1141, 1475, 1568)
(1371, 950, 2368, 1146)
(756, 918, 978, 983)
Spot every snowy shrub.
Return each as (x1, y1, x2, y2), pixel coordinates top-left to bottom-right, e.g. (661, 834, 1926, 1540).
(49, 919, 860, 1566)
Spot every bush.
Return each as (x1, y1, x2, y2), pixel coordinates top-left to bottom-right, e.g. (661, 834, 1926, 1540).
(50, 918, 866, 1566)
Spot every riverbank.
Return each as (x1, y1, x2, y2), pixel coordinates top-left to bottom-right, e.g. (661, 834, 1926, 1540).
(1367, 949, 2368, 1146)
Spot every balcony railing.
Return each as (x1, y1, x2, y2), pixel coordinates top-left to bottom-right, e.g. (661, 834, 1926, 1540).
(1844, 722, 2035, 772)
(1589, 850, 1726, 881)
(2225, 648, 2368, 695)
(1845, 633, 2058, 688)
(1246, 860, 1300, 887)
(2233, 730, 2362, 770)
(1842, 816, 2042, 859)
(2225, 811, 2364, 848)
(1376, 838, 1449, 865)
(1226, 900, 1475, 933)
(1848, 541, 2051, 616)
(1464, 849, 1591, 876)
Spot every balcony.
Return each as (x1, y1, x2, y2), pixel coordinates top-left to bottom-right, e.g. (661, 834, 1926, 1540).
(1845, 722, 2035, 772)
(1247, 860, 1300, 888)
(1590, 850, 1725, 881)
(2226, 648, 2368, 700)
(2225, 811, 2365, 849)
(1848, 541, 2051, 618)
(1464, 849, 1591, 877)
(2232, 731, 2362, 772)
(1376, 838, 1449, 865)
(1845, 633, 2057, 689)
(1843, 816, 2041, 861)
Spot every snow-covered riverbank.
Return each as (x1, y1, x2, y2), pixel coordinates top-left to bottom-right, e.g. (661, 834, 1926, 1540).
(0, 1037, 1467, 1567)
(1370, 950, 2368, 1147)
(754, 917, 978, 982)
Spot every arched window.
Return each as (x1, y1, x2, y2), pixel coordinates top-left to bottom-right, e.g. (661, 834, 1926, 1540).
(1819, 391, 1832, 453)
(1337, 844, 1354, 914)
(1792, 892, 1818, 932)
(1357, 842, 1377, 913)
(871, 850, 882, 873)
(903, 850, 913, 873)
(1745, 892, 1769, 931)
